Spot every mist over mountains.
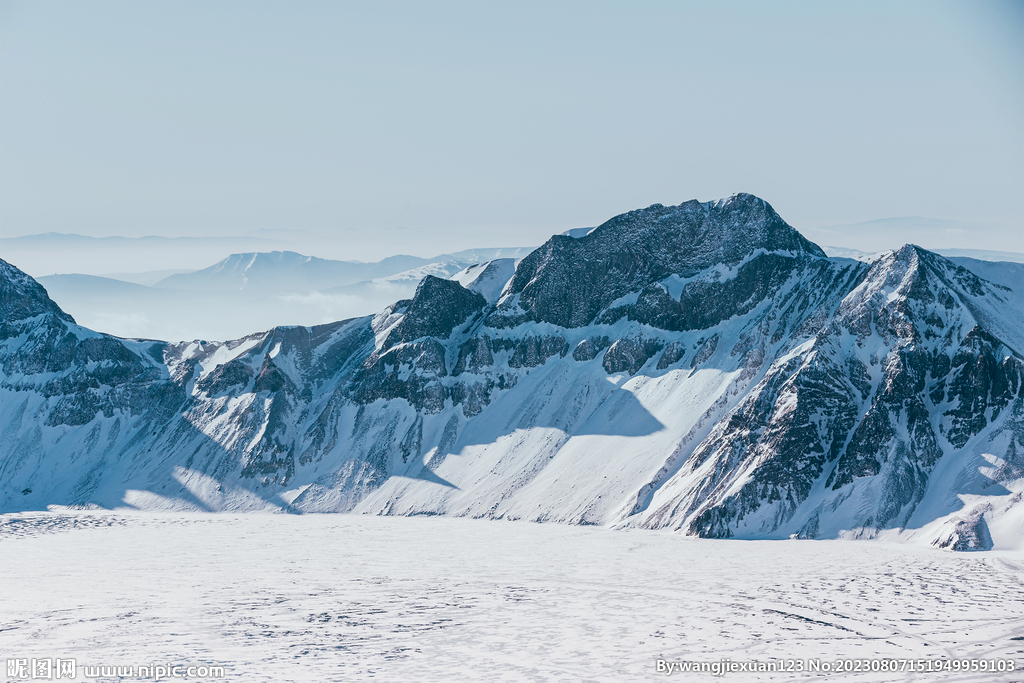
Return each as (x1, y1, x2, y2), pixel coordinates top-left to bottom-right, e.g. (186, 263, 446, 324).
(1, 194, 1022, 552)
(0, 233, 288, 276)
(7, 221, 1021, 345)
(32, 246, 533, 342)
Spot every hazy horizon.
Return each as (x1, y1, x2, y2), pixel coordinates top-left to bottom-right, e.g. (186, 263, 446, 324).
(3, 0, 1022, 340)
(5, 208, 1022, 344)
(2, 1, 1021, 261)
(3, 201, 1022, 278)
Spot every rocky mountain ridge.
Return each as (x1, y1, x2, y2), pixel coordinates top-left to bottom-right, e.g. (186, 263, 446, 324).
(1, 193, 1021, 550)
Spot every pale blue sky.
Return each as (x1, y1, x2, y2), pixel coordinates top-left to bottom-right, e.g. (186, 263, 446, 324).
(1, 0, 1021, 260)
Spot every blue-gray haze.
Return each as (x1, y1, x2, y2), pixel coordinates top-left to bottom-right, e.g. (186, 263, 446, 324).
(1, 0, 1021, 260)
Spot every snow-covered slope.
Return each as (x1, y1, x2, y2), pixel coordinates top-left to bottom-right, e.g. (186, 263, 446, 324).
(947, 257, 1024, 300)
(823, 246, 1024, 265)
(2, 193, 1021, 550)
(450, 258, 517, 304)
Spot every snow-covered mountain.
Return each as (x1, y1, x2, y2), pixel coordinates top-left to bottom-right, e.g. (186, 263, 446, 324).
(822, 245, 1024, 265)
(2, 193, 1021, 550)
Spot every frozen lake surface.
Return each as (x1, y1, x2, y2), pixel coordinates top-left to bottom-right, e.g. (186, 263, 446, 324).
(1, 512, 1022, 682)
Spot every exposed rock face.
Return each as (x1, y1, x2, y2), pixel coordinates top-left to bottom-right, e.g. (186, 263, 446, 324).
(508, 335, 569, 368)
(1, 260, 75, 327)
(933, 504, 994, 551)
(453, 336, 494, 376)
(573, 336, 610, 362)
(382, 276, 486, 348)
(488, 193, 824, 329)
(2, 194, 1022, 551)
(602, 336, 664, 375)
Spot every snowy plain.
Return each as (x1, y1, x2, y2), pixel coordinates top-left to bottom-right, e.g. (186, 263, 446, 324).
(1, 512, 1022, 682)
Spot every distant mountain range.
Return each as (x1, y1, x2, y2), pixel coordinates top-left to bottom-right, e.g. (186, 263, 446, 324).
(0, 233, 287, 276)
(34, 247, 534, 341)
(152, 247, 533, 293)
(2, 193, 1021, 552)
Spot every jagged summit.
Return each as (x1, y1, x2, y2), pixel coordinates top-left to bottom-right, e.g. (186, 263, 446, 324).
(586, 193, 824, 258)
(382, 275, 486, 349)
(489, 192, 825, 328)
(839, 242, 1024, 357)
(0, 257, 74, 327)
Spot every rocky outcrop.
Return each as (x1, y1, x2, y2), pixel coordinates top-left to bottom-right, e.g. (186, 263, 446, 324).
(603, 336, 664, 375)
(383, 276, 486, 348)
(0, 259, 75, 330)
(487, 194, 824, 329)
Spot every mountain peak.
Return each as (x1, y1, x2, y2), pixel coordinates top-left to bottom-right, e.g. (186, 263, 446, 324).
(578, 193, 822, 260)
(705, 191, 767, 210)
(383, 276, 486, 348)
(490, 193, 825, 328)
(0, 258, 75, 327)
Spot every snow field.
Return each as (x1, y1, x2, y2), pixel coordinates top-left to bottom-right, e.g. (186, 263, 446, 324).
(1, 512, 1023, 682)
